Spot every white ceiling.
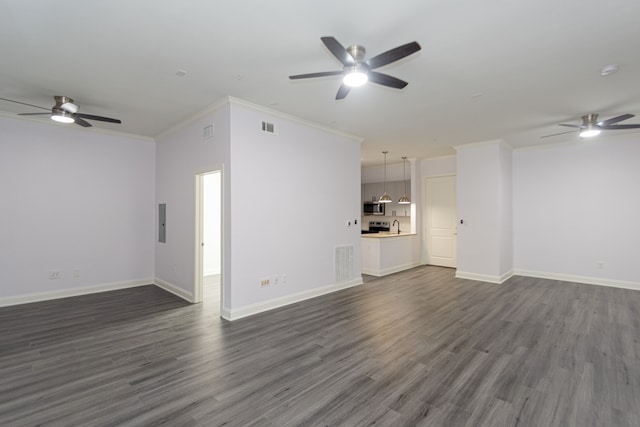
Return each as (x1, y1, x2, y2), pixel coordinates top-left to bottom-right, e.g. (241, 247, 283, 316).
(1, 0, 639, 165)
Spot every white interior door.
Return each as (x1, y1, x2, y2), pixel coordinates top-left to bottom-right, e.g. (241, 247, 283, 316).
(424, 175, 457, 268)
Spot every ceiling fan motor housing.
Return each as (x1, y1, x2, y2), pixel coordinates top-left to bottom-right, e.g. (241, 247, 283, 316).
(582, 113, 599, 126)
(346, 45, 366, 62)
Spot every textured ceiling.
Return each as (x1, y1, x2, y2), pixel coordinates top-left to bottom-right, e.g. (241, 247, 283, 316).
(1, 0, 639, 165)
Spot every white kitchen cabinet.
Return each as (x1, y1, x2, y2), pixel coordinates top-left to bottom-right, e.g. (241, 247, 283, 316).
(367, 182, 384, 203)
(362, 180, 411, 217)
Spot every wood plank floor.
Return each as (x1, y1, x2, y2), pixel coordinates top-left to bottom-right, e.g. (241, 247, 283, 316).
(1, 266, 640, 426)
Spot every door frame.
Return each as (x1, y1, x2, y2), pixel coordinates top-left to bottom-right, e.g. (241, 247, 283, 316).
(194, 170, 223, 307)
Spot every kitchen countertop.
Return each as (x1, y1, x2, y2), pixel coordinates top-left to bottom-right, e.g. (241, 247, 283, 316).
(361, 232, 416, 238)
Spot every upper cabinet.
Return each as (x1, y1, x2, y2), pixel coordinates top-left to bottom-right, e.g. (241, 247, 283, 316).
(362, 180, 411, 217)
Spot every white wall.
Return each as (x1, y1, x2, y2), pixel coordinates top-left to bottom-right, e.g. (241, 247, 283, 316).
(203, 172, 221, 276)
(154, 98, 362, 319)
(0, 117, 155, 303)
(361, 161, 407, 183)
(228, 100, 363, 315)
(456, 140, 513, 282)
(513, 134, 640, 287)
(154, 105, 230, 304)
(419, 155, 456, 178)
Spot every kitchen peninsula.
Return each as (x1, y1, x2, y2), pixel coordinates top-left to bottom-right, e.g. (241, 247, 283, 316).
(361, 231, 420, 276)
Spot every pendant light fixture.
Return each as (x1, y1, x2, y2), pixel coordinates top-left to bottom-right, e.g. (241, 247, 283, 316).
(398, 156, 411, 204)
(379, 151, 392, 203)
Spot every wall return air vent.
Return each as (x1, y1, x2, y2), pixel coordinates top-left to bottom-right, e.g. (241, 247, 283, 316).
(261, 120, 275, 134)
(335, 245, 355, 283)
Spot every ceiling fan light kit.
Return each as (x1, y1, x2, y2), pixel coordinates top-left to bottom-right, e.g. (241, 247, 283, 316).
(343, 67, 368, 87)
(579, 127, 601, 138)
(51, 108, 75, 124)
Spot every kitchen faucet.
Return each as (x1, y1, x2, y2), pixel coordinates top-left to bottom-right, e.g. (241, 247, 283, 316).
(392, 219, 400, 234)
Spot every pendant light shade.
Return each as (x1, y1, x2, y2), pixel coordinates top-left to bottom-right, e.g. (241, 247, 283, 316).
(398, 156, 411, 204)
(379, 151, 392, 203)
(379, 192, 392, 203)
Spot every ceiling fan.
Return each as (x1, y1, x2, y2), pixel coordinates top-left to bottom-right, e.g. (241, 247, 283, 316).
(0, 95, 121, 127)
(289, 36, 421, 100)
(541, 113, 640, 138)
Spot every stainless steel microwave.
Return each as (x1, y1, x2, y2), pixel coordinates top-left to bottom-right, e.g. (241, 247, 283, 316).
(363, 202, 385, 216)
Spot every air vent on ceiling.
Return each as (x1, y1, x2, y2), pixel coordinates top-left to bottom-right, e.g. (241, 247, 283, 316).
(261, 120, 275, 134)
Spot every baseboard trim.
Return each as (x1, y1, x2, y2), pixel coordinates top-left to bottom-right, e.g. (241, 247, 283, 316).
(221, 277, 363, 321)
(455, 270, 514, 284)
(513, 269, 640, 291)
(0, 278, 154, 308)
(362, 261, 421, 277)
(153, 277, 194, 302)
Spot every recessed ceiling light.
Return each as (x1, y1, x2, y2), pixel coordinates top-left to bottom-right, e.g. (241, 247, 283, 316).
(175, 69, 187, 77)
(600, 64, 619, 76)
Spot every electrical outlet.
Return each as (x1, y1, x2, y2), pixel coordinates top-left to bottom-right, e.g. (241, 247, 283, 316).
(48, 271, 61, 280)
(260, 278, 270, 287)
(346, 220, 352, 227)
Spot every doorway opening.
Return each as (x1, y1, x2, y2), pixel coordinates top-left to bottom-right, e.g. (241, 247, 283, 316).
(195, 171, 222, 310)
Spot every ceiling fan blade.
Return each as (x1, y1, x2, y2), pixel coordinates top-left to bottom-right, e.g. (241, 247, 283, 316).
(18, 112, 51, 116)
(75, 113, 121, 124)
(598, 113, 634, 127)
(74, 117, 92, 127)
(289, 70, 344, 80)
(365, 41, 421, 70)
(558, 123, 581, 128)
(599, 124, 640, 130)
(368, 71, 408, 89)
(321, 36, 355, 66)
(335, 84, 351, 100)
(0, 97, 50, 111)
(540, 130, 577, 139)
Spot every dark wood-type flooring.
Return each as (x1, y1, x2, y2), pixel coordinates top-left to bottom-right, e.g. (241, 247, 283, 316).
(1, 267, 640, 426)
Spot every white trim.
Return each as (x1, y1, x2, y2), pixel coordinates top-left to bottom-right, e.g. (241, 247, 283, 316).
(513, 269, 640, 291)
(154, 277, 194, 302)
(455, 270, 514, 284)
(0, 278, 153, 308)
(221, 278, 363, 321)
(362, 261, 421, 277)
